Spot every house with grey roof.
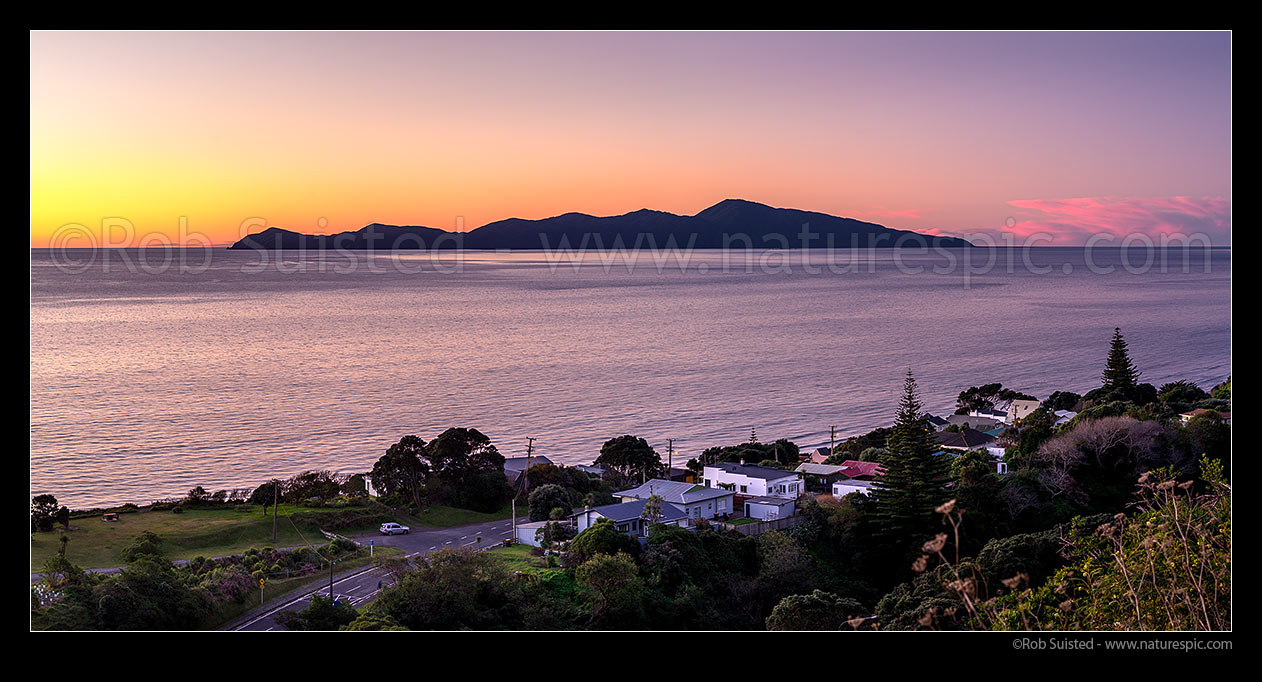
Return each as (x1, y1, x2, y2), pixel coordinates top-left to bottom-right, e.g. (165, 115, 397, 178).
(503, 455, 555, 485)
(935, 428, 997, 451)
(924, 414, 950, 431)
(701, 462, 803, 500)
(616, 479, 735, 520)
(946, 414, 1003, 432)
(569, 499, 689, 538)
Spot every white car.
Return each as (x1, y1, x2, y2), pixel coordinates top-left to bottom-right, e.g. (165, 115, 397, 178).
(379, 522, 410, 536)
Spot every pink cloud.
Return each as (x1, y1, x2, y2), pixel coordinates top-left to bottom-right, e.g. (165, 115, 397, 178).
(966, 196, 1230, 245)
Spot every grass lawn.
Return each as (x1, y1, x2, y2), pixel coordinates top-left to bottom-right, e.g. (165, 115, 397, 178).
(728, 517, 758, 525)
(407, 502, 515, 529)
(487, 543, 576, 596)
(31, 504, 403, 571)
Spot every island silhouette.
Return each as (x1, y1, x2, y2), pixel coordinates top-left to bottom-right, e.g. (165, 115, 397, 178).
(228, 199, 973, 251)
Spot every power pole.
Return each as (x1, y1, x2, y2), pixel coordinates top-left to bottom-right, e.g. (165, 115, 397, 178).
(667, 439, 674, 474)
(829, 425, 837, 455)
(271, 479, 278, 542)
(525, 437, 536, 489)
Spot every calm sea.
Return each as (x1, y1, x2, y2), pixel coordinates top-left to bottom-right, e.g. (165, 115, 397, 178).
(30, 247, 1230, 508)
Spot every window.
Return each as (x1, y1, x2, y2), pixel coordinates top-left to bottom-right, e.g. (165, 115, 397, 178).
(739, 485, 747, 493)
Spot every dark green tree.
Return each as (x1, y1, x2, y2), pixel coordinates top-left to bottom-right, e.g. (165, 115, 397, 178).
(567, 518, 640, 566)
(371, 435, 430, 507)
(425, 428, 504, 482)
(528, 484, 573, 522)
(248, 480, 282, 515)
(276, 593, 359, 631)
(765, 589, 868, 630)
(31, 494, 60, 533)
(1102, 327, 1141, 391)
(120, 530, 166, 563)
(595, 435, 663, 483)
(872, 370, 952, 559)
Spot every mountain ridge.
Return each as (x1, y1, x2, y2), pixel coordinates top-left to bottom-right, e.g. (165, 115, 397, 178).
(227, 199, 974, 250)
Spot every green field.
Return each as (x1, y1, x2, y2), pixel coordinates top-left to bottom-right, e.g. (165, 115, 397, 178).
(487, 543, 575, 596)
(31, 504, 403, 571)
(407, 502, 516, 529)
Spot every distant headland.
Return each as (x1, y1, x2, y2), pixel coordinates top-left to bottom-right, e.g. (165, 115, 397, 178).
(227, 199, 974, 251)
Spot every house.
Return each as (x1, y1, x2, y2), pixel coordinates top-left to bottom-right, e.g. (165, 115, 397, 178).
(968, 408, 1008, 422)
(1006, 399, 1041, 424)
(935, 428, 997, 451)
(924, 414, 950, 431)
(805, 447, 834, 464)
(616, 479, 735, 520)
(569, 499, 689, 537)
(947, 414, 1003, 432)
(794, 462, 848, 491)
(743, 496, 796, 520)
(666, 467, 696, 483)
(513, 519, 554, 547)
(835, 460, 886, 480)
(701, 462, 804, 500)
(934, 445, 1010, 475)
(1179, 408, 1231, 426)
(503, 455, 555, 485)
(832, 478, 878, 497)
(573, 464, 605, 476)
(1053, 410, 1078, 426)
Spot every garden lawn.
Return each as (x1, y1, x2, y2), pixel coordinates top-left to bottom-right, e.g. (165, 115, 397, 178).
(487, 543, 576, 597)
(31, 504, 403, 571)
(406, 502, 515, 529)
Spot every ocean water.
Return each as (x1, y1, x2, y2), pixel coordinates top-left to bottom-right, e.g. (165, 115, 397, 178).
(30, 247, 1230, 508)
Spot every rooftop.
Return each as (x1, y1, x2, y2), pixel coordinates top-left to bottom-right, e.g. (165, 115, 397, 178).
(706, 462, 800, 481)
(835, 460, 886, 479)
(795, 462, 846, 476)
(503, 455, 554, 472)
(744, 496, 796, 506)
(935, 428, 997, 449)
(617, 479, 733, 504)
(574, 499, 688, 523)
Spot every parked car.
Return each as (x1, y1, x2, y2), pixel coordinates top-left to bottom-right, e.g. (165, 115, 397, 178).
(379, 522, 410, 535)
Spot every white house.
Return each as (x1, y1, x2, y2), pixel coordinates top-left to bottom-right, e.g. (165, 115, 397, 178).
(1006, 399, 1041, 424)
(968, 408, 1008, 422)
(616, 479, 734, 520)
(832, 479, 878, 497)
(1179, 409, 1231, 426)
(743, 496, 796, 520)
(514, 520, 553, 547)
(569, 499, 689, 538)
(1053, 410, 1078, 426)
(701, 462, 803, 499)
(947, 414, 1003, 432)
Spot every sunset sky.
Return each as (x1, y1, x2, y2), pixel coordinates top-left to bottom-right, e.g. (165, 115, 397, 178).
(30, 31, 1231, 247)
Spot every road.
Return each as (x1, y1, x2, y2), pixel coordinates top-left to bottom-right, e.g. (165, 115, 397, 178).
(228, 516, 520, 631)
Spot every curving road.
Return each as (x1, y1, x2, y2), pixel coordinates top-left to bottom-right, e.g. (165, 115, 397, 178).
(229, 517, 520, 631)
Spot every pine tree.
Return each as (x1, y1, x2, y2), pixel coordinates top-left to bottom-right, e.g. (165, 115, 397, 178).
(872, 370, 952, 558)
(1102, 327, 1141, 391)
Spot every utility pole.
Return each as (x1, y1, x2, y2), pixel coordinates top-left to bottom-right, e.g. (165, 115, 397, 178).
(830, 425, 837, 455)
(667, 439, 674, 474)
(524, 437, 536, 491)
(271, 479, 278, 542)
